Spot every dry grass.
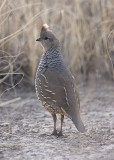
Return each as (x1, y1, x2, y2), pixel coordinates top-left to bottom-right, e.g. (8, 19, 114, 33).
(0, 0, 114, 93)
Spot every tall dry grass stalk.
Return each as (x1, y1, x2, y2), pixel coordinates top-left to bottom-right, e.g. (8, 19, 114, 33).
(0, 0, 114, 93)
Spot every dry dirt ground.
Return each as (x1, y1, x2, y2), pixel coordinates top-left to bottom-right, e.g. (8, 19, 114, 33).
(0, 81, 114, 160)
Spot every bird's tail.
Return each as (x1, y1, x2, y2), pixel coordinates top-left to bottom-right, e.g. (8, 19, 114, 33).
(72, 113, 85, 133)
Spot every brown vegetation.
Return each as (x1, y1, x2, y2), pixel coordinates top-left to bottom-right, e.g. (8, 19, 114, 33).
(0, 0, 114, 92)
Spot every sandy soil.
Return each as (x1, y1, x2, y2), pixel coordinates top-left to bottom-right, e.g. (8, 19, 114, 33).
(0, 81, 114, 160)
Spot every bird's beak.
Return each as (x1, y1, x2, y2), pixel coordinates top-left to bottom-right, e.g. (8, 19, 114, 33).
(36, 38, 41, 41)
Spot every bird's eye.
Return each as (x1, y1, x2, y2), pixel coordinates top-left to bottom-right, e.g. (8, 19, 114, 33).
(44, 37, 48, 40)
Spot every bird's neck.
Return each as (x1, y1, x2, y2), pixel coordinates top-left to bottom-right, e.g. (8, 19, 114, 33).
(38, 46, 64, 72)
(45, 46, 61, 57)
(43, 46, 64, 67)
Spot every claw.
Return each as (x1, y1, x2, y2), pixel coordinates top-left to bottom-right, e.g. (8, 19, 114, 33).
(51, 129, 57, 136)
(57, 131, 63, 137)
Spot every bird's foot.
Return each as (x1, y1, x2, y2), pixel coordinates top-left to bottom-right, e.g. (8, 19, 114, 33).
(51, 129, 57, 136)
(57, 131, 63, 137)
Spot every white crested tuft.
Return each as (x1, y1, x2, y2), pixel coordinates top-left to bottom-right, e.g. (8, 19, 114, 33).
(42, 24, 49, 31)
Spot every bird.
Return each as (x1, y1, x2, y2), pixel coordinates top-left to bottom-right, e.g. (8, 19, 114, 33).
(35, 24, 85, 136)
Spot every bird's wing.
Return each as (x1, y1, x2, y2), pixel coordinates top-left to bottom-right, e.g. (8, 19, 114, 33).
(43, 68, 79, 113)
(44, 68, 85, 132)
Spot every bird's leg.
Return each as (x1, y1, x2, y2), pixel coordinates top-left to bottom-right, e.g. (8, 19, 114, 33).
(51, 114, 57, 135)
(58, 115, 64, 136)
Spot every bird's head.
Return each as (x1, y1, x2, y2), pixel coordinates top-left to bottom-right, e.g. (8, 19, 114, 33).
(36, 24, 59, 51)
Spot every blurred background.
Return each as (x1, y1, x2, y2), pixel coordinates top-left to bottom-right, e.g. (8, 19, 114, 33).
(0, 1, 114, 159)
(0, 0, 114, 94)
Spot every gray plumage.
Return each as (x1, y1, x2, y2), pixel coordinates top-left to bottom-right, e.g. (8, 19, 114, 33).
(35, 24, 85, 136)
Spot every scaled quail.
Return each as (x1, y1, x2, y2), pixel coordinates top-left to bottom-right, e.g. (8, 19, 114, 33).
(35, 24, 85, 136)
